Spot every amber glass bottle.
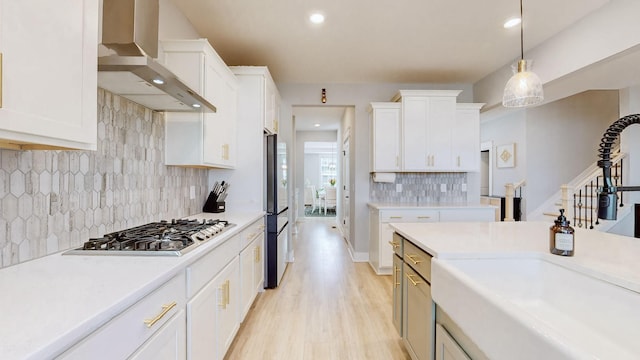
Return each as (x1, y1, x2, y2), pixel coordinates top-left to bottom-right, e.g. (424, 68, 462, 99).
(550, 209, 575, 256)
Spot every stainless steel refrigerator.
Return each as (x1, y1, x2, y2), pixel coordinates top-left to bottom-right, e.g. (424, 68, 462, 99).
(265, 134, 288, 288)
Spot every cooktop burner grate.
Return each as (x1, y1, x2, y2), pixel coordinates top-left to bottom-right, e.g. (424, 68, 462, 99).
(63, 219, 234, 256)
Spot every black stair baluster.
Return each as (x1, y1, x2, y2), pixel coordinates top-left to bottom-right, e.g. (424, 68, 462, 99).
(573, 193, 578, 224)
(595, 177, 600, 225)
(584, 185, 589, 229)
(619, 159, 624, 208)
(577, 189, 583, 228)
(589, 180, 594, 229)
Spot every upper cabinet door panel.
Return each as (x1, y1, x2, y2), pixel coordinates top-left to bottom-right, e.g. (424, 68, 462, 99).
(402, 97, 429, 171)
(427, 96, 455, 169)
(370, 103, 401, 172)
(0, 0, 98, 150)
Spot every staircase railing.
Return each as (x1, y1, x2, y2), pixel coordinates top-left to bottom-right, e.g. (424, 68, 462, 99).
(561, 150, 626, 229)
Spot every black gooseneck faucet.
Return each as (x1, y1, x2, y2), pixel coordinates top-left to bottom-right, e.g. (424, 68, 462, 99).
(597, 114, 640, 220)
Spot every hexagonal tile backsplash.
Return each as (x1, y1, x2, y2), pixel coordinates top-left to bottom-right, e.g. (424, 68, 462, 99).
(0, 89, 209, 268)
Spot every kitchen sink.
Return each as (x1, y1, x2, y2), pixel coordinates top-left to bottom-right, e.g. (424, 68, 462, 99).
(431, 256, 640, 360)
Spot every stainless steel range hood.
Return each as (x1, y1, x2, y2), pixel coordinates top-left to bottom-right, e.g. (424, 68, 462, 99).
(98, 0, 216, 112)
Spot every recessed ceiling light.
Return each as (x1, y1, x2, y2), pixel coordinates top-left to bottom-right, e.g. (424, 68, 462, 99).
(314, 123, 320, 127)
(192, 104, 201, 108)
(503, 17, 521, 28)
(152, 78, 165, 85)
(310, 13, 325, 24)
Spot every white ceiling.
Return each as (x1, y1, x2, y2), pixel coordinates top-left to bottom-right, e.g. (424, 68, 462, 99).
(293, 106, 345, 131)
(172, 0, 609, 84)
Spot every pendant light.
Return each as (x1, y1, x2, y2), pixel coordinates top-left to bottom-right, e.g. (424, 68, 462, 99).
(502, 0, 544, 108)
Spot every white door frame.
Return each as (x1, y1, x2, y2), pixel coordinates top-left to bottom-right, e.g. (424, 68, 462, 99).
(480, 140, 493, 196)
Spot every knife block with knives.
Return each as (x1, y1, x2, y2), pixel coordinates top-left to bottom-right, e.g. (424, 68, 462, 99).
(203, 181, 228, 213)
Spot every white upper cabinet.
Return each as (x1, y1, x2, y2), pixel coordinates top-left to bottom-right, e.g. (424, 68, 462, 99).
(385, 90, 482, 172)
(264, 75, 280, 134)
(0, 0, 98, 150)
(162, 39, 237, 168)
(452, 103, 484, 172)
(231, 66, 280, 135)
(370, 102, 401, 172)
(396, 90, 460, 172)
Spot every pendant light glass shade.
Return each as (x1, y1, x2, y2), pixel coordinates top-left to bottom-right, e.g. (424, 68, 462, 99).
(502, 0, 544, 108)
(502, 59, 544, 107)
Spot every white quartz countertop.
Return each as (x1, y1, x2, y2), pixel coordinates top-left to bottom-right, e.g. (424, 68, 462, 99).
(391, 221, 640, 291)
(367, 202, 497, 210)
(391, 221, 640, 359)
(0, 210, 263, 360)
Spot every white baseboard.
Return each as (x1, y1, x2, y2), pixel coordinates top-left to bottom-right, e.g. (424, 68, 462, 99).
(348, 247, 368, 262)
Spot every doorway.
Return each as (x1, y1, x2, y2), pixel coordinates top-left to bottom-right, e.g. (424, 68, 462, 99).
(480, 141, 493, 196)
(303, 141, 338, 217)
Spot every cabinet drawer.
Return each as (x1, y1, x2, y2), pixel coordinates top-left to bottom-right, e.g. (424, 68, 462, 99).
(391, 232, 403, 257)
(60, 273, 186, 360)
(187, 234, 240, 298)
(240, 219, 264, 250)
(403, 240, 432, 282)
(381, 209, 439, 223)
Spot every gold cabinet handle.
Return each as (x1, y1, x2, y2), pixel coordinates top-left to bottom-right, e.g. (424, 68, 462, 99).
(406, 273, 422, 286)
(417, 216, 431, 219)
(389, 216, 403, 219)
(388, 240, 400, 249)
(255, 245, 261, 263)
(144, 301, 177, 328)
(457, 155, 461, 167)
(219, 281, 228, 309)
(405, 254, 422, 265)
(394, 265, 401, 287)
(221, 144, 230, 160)
(218, 280, 229, 309)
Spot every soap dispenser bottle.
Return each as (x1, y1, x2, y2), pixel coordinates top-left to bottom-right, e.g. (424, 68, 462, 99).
(550, 209, 575, 256)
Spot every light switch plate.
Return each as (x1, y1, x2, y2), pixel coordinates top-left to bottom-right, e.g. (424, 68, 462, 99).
(190, 186, 196, 199)
(396, 184, 402, 192)
(461, 183, 467, 192)
(440, 184, 447, 192)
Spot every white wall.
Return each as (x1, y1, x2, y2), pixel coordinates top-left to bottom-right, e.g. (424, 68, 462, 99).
(160, 0, 200, 39)
(278, 83, 473, 255)
(525, 90, 618, 214)
(480, 110, 527, 197)
(481, 90, 619, 216)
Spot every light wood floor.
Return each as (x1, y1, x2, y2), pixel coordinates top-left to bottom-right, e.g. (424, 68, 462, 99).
(225, 218, 410, 360)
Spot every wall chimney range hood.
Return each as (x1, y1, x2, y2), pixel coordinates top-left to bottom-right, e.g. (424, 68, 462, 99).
(98, 0, 216, 112)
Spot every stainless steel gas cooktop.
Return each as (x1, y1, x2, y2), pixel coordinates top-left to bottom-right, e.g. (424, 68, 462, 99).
(63, 219, 235, 256)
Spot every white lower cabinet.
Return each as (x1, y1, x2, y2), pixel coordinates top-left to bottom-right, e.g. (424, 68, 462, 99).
(369, 208, 439, 275)
(435, 324, 471, 360)
(187, 276, 217, 360)
(59, 274, 186, 360)
(214, 257, 240, 360)
(369, 206, 495, 275)
(130, 310, 186, 360)
(240, 232, 264, 320)
(187, 246, 240, 360)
